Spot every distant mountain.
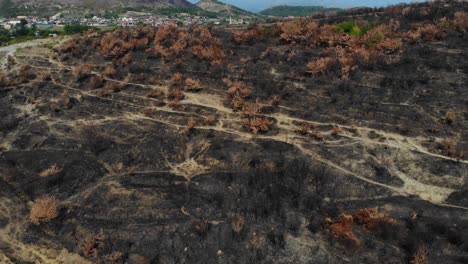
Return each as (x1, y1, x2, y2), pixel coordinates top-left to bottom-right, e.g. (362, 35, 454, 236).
(196, 0, 251, 16)
(1, 0, 197, 17)
(260, 5, 341, 17)
(10, 0, 195, 10)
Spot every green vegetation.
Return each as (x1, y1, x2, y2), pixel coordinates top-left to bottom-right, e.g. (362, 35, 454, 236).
(0, 0, 16, 18)
(0, 23, 97, 46)
(64, 25, 98, 35)
(336, 20, 373, 36)
(156, 6, 218, 18)
(259, 5, 341, 17)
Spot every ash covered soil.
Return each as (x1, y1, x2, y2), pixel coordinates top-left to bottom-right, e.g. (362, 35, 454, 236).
(1, 1, 468, 264)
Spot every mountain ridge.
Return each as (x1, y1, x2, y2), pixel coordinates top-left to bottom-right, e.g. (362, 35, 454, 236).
(9, 0, 195, 9)
(196, 0, 251, 16)
(260, 5, 341, 17)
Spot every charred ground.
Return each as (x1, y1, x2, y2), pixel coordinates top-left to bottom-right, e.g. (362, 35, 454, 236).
(0, 1, 467, 263)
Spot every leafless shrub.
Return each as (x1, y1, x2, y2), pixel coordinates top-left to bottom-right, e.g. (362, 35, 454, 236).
(39, 164, 63, 177)
(73, 64, 92, 81)
(243, 117, 273, 134)
(307, 57, 334, 76)
(30, 196, 60, 225)
(410, 245, 428, 264)
(231, 214, 245, 234)
(183, 117, 197, 135)
(146, 89, 164, 98)
(445, 111, 456, 124)
(184, 78, 202, 92)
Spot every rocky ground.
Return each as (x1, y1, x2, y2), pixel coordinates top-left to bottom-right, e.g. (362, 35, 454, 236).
(0, 2, 468, 264)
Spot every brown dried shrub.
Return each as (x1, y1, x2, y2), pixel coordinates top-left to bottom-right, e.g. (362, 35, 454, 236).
(352, 208, 398, 231)
(73, 64, 92, 81)
(0, 74, 11, 87)
(39, 164, 63, 177)
(331, 127, 342, 136)
(184, 78, 202, 92)
(454, 11, 468, 31)
(89, 75, 104, 89)
(119, 52, 133, 66)
(438, 138, 463, 158)
(280, 20, 319, 43)
(30, 196, 60, 225)
(307, 57, 334, 76)
(404, 23, 445, 43)
(230, 96, 246, 111)
(191, 218, 210, 237)
(410, 245, 428, 264)
(183, 117, 197, 135)
(445, 111, 456, 124)
(83, 229, 104, 257)
(146, 89, 164, 98)
(191, 45, 225, 65)
(103, 64, 117, 77)
(171, 73, 184, 88)
(204, 115, 217, 126)
(232, 27, 261, 44)
(167, 89, 185, 103)
(324, 214, 360, 249)
(241, 101, 263, 118)
(106, 251, 124, 263)
(231, 214, 245, 234)
(226, 81, 252, 99)
(243, 117, 273, 134)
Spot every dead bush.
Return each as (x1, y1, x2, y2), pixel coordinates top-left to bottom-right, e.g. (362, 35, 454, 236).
(146, 89, 164, 98)
(39, 164, 63, 177)
(171, 73, 184, 88)
(204, 115, 217, 126)
(30, 196, 60, 225)
(243, 117, 273, 134)
(410, 245, 428, 264)
(241, 101, 263, 118)
(280, 20, 319, 43)
(184, 78, 202, 92)
(73, 64, 92, 81)
(0, 74, 11, 87)
(89, 75, 104, 89)
(231, 214, 245, 234)
(103, 64, 117, 77)
(438, 138, 463, 158)
(232, 27, 261, 44)
(183, 117, 197, 135)
(445, 111, 456, 124)
(352, 208, 398, 231)
(307, 57, 334, 76)
(167, 89, 185, 103)
(324, 214, 360, 249)
(226, 81, 252, 99)
(191, 218, 210, 237)
(105, 251, 124, 263)
(83, 229, 105, 257)
(454, 11, 468, 31)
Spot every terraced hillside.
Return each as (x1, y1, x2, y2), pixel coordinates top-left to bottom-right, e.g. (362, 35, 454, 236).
(0, 1, 467, 263)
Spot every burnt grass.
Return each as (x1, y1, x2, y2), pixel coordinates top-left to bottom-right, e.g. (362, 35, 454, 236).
(1, 1, 468, 264)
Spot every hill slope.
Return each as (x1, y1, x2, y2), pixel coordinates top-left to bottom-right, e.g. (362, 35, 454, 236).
(11, 0, 195, 9)
(0, 1, 468, 263)
(260, 5, 341, 17)
(196, 0, 251, 16)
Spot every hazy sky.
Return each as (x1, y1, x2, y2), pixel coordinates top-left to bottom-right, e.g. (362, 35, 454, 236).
(190, 0, 427, 12)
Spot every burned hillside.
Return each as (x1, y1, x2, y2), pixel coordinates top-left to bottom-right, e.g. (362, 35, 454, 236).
(0, 1, 467, 263)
